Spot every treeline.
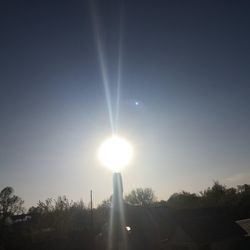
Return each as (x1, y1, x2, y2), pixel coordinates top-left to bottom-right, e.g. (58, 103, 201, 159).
(0, 182, 250, 249)
(166, 182, 250, 219)
(97, 182, 250, 220)
(1, 182, 250, 219)
(0, 190, 95, 250)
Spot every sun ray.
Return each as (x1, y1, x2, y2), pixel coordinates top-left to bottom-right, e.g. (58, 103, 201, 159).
(115, 0, 124, 133)
(90, 1, 115, 133)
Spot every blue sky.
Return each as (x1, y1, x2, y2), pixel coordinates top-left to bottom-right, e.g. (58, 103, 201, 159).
(1, 0, 250, 208)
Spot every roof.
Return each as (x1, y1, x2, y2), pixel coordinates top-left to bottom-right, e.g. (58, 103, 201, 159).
(236, 219, 250, 236)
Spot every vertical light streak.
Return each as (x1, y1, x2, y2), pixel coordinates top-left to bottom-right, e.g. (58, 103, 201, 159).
(90, 1, 115, 133)
(90, 1, 127, 249)
(109, 172, 128, 250)
(117, 178, 128, 250)
(115, 1, 124, 133)
(107, 205, 114, 250)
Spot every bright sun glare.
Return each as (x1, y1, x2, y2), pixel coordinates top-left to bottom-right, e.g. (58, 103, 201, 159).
(98, 136, 133, 172)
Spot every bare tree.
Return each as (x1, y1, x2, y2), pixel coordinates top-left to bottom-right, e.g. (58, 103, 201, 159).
(0, 186, 25, 218)
(97, 197, 112, 209)
(125, 188, 156, 206)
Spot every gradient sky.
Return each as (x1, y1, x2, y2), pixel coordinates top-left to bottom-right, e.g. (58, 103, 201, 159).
(1, 0, 250, 208)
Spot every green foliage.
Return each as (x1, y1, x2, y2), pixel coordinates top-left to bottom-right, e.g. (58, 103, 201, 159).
(125, 188, 156, 206)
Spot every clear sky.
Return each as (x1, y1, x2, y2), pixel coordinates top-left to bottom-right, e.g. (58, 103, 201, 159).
(1, 0, 250, 208)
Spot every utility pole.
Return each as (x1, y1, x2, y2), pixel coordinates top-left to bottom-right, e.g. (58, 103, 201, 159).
(90, 190, 93, 228)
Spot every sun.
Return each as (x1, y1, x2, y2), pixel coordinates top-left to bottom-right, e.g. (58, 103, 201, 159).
(98, 136, 133, 172)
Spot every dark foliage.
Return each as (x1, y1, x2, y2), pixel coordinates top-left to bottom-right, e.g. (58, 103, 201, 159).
(0, 187, 24, 219)
(166, 182, 250, 220)
(0, 182, 250, 249)
(125, 188, 156, 206)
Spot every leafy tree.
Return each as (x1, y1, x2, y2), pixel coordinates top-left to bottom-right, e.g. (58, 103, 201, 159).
(236, 184, 250, 218)
(0, 186, 24, 218)
(167, 191, 200, 209)
(237, 184, 250, 194)
(200, 181, 228, 207)
(154, 200, 168, 207)
(125, 188, 156, 206)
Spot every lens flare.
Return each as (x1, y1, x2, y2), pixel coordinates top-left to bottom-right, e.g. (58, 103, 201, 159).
(98, 136, 133, 172)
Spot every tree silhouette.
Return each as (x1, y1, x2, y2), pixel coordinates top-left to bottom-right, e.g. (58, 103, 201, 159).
(0, 186, 24, 218)
(125, 188, 156, 206)
(97, 197, 112, 209)
(167, 191, 200, 209)
(200, 181, 228, 207)
(28, 196, 88, 235)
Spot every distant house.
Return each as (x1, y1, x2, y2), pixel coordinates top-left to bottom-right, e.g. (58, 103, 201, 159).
(123, 205, 247, 250)
(5, 214, 32, 225)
